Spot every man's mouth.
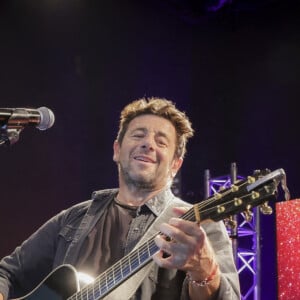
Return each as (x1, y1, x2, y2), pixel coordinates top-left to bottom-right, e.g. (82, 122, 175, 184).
(133, 155, 156, 163)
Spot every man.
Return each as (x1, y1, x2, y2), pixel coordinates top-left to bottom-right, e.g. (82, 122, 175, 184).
(0, 97, 240, 299)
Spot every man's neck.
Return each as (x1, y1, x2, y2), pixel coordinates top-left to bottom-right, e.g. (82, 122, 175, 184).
(116, 184, 168, 207)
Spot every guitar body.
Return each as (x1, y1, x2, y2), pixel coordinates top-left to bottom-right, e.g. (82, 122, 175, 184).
(13, 264, 79, 300)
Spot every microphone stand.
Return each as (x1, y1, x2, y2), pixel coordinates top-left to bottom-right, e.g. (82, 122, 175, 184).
(0, 127, 22, 146)
(0, 109, 29, 146)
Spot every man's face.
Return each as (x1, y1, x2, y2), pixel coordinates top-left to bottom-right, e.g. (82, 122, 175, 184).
(113, 114, 183, 191)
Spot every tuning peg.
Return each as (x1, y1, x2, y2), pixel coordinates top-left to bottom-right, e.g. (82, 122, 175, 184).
(224, 216, 237, 230)
(234, 197, 242, 206)
(243, 208, 253, 222)
(251, 191, 260, 199)
(214, 193, 222, 200)
(231, 185, 239, 192)
(260, 202, 273, 215)
(219, 186, 226, 191)
(253, 168, 271, 177)
(247, 176, 256, 184)
(217, 205, 225, 214)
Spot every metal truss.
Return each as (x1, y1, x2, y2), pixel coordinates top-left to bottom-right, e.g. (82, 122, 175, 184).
(206, 168, 260, 300)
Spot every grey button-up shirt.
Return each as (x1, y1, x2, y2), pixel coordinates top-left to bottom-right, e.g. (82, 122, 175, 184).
(0, 188, 240, 300)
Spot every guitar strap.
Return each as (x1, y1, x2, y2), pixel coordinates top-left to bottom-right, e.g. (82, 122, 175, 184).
(103, 191, 192, 300)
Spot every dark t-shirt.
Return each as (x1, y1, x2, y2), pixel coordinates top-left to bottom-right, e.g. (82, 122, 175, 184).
(76, 199, 142, 277)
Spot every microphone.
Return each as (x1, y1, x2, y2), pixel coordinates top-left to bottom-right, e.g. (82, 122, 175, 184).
(0, 107, 55, 130)
(0, 107, 55, 146)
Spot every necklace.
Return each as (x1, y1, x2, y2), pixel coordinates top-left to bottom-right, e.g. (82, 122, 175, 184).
(113, 197, 139, 211)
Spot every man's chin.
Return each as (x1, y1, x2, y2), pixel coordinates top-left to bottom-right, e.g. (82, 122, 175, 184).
(125, 175, 156, 189)
(120, 167, 160, 189)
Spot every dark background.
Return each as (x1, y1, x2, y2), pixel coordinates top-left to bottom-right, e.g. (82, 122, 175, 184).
(1, 1, 299, 299)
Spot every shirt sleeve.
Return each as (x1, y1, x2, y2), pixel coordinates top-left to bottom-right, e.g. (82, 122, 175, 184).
(0, 211, 65, 299)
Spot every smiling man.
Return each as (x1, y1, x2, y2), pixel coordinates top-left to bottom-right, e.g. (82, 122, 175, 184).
(0, 97, 240, 300)
(113, 114, 182, 200)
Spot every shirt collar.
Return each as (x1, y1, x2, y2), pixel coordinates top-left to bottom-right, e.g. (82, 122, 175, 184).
(91, 188, 175, 217)
(145, 188, 175, 217)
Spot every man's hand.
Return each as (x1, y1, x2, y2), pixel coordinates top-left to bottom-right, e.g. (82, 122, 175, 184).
(152, 207, 221, 300)
(153, 216, 212, 272)
(153, 207, 210, 271)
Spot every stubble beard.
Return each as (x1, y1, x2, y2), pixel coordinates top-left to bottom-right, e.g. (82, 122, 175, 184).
(118, 163, 156, 190)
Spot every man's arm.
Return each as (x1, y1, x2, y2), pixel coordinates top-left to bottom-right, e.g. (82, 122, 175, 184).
(0, 210, 67, 299)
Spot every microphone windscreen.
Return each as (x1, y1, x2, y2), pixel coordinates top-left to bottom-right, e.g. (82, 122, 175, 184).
(36, 107, 55, 130)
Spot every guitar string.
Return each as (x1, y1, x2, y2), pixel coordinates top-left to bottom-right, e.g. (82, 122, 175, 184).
(69, 179, 252, 299)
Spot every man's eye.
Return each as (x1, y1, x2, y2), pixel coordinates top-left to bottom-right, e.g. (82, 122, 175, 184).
(132, 134, 144, 138)
(158, 140, 167, 147)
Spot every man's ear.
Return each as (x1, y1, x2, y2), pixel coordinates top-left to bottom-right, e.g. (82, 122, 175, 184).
(171, 157, 183, 178)
(113, 140, 120, 162)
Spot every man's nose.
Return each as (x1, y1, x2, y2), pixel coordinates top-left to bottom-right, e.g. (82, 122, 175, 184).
(140, 137, 155, 150)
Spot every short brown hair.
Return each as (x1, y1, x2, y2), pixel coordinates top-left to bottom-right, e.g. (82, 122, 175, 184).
(116, 97, 194, 158)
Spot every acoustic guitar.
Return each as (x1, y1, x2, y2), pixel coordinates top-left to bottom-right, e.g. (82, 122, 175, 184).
(12, 168, 289, 300)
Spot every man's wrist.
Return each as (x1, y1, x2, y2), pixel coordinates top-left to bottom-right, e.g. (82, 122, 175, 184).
(186, 262, 219, 287)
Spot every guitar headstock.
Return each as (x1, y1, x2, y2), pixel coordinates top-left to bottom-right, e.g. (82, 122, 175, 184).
(194, 168, 289, 222)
